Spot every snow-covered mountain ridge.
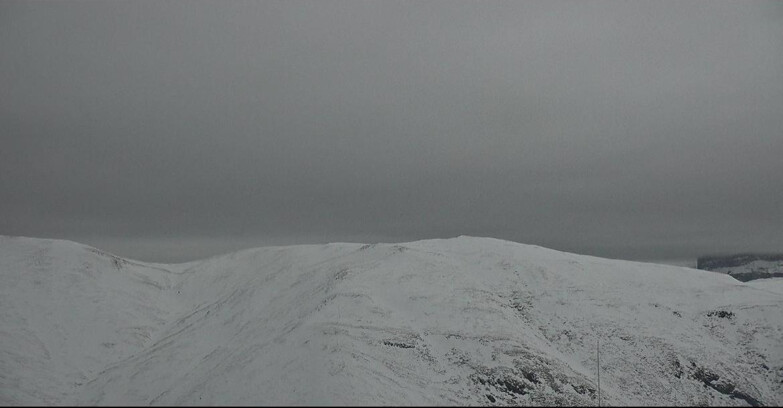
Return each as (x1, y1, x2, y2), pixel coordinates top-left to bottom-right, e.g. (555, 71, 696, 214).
(697, 254, 783, 282)
(1, 235, 781, 406)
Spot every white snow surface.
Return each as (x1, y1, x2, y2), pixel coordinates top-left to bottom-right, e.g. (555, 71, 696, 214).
(747, 278, 783, 296)
(1, 235, 781, 406)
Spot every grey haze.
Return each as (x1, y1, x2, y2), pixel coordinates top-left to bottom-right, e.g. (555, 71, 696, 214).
(1, 0, 781, 264)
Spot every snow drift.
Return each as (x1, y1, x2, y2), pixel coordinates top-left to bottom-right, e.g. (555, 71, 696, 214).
(1, 235, 781, 406)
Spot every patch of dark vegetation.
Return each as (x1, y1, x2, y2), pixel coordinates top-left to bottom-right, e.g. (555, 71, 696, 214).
(692, 365, 719, 385)
(110, 255, 128, 270)
(690, 364, 762, 407)
(559, 329, 576, 342)
(470, 372, 530, 398)
(732, 390, 762, 407)
(334, 268, 349, 280)
(510, 300, 526, 312)
(522, 370, 540, 384)
(382, 340, 414, 349)
(671, 358, 683, 379)
(446, 348, 471, 366)
(509, 291, 533, 315)
(572, 384, 596, 398)
(706, 310, 734, 319)
(87, 247, 128, 269)
(497, 377, 528, 396)
(713, 381, 735, 395)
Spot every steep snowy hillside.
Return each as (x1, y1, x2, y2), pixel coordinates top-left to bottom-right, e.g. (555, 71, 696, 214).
(748, 278, 783, 296)
(1, 236, 781, 406)
(0, 236, 196, 404)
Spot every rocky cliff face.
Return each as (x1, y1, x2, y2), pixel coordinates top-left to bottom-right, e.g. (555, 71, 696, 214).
(697, 254, 783, 282)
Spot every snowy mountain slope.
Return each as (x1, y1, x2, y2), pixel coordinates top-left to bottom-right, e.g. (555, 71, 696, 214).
(0, 236, 195, 405)
(1, 236, 781, 406)
(748, 278, 783, 296)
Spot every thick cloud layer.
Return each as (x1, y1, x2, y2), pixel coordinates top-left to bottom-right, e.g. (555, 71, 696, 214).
(2, 1, 781, 263)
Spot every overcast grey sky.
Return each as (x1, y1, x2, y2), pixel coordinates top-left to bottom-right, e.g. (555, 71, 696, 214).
(1, 1, 781, 264)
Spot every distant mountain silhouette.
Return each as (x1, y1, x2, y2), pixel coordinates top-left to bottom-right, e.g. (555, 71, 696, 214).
(697, 253, 783, 281)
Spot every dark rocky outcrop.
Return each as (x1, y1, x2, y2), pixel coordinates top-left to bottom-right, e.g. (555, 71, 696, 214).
(696, 253, 783, 282)
(690, 363, 763, 407)
(697, 253, 783, 270)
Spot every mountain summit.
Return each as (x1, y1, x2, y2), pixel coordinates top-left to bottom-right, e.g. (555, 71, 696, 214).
(2, 235, 781, 405)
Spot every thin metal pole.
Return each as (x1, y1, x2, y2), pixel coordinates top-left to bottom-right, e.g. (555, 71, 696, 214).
(597, 338, 601, 407)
